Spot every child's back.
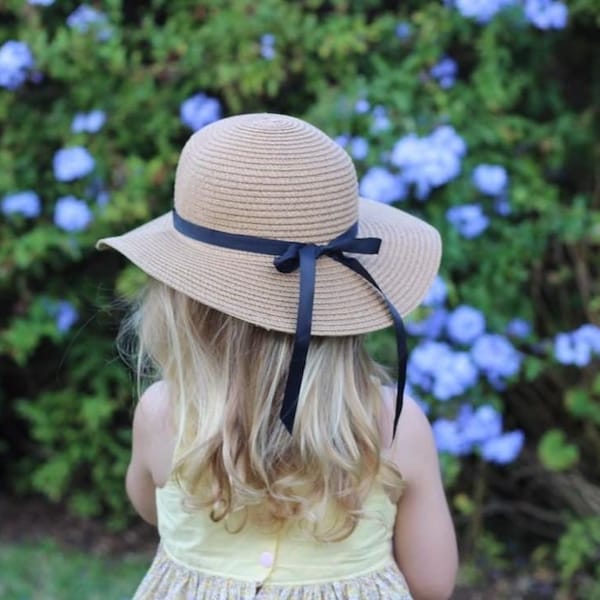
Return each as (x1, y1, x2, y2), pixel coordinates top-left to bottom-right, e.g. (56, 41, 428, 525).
(99, 114, 458, 599)
(127, 381, 457, 599)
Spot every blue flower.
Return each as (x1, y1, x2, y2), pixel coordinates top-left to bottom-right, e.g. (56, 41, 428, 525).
(1, 191, 41, 218)
(370, 105, 391, 133)
(408, 341, 452, 391)
(446, 305, 486, 345)
(446, 203, 490, 238)
(471, 333, 521, 383)
(432, 418, 472, 455)
(493, 196, 512, 216)
(55, 300, 79, 333)
(431, 352, 479, 401)
(395, 22, 412, 40)
(54, 196, 93, 232)
(524, 0, 568, 30)
(349, 137, 369, 160)
(180, 92, 221, 131)
(96, 190, 110, 207)
(53, 146, 95, 181)
(430, 125, 467, 157)
(391, 126, 467, 200)
(423, 275, 448, 307)
(472, 164, 508, 196)
(354, 98, 370, 114)
(406, 308, 448, 339)
(506, 318, 531, 339)
(67, 5, 112, 40)
(480, 430, 524, 464)
(554, 324, 600, 366)
(430, 57, 458, 89)
(260, 33, 276, 60)
(459, 405, 503, 445)
(450, 0, 517, 24)
(28, 0, 55, 5)
(408, 341, 478, 400)
(71, 110, 106, 133)
(333, 134, 350, 148)
(359, 166, 406, 204)
(0, 40, 35, 90)
(574, 325, 600, 354)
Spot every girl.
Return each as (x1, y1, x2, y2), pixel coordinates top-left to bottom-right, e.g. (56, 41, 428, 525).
(98, 113, 458, 599)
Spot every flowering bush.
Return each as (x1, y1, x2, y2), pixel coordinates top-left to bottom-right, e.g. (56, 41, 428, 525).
(1, 0, 599, 591)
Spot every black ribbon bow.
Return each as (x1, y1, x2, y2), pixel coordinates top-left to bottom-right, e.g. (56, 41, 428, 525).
(173, 209, 407, 438)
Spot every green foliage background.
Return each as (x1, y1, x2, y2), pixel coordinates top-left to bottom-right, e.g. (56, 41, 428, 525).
(1, 0, 599, 594)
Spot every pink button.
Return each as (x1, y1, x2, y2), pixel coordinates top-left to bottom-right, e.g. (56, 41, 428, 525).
(259, 551, 274, 568)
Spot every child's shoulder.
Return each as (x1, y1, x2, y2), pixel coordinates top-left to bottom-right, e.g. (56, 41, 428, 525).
(133, 380, 175, 487)
(135, 380, 171, 424)
(380, 388, 437, 483)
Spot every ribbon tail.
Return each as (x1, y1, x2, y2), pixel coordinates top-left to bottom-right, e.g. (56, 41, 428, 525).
(280, 245, 317, 434)
(332, 254, 408, 440)
(387, 301, 407, 438)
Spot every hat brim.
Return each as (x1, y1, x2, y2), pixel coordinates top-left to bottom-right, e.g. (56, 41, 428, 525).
(97, 198, 441, 336)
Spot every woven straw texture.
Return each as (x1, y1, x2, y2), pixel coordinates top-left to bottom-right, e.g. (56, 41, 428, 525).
(98, 114, 441, 335)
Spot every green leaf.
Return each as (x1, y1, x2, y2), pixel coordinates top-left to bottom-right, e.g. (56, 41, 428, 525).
(537, 429, 579, 471)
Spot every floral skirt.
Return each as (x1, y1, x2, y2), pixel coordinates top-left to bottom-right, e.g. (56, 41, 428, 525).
(132, 545, 413, 599)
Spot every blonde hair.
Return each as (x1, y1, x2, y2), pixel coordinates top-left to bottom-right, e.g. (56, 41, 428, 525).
(121, 279, 404, 540)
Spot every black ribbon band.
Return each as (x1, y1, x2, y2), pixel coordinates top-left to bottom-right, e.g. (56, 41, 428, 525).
(173, 209, 407, 438)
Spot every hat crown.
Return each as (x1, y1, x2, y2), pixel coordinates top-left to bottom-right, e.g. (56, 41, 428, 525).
(174, 114, 358, 242)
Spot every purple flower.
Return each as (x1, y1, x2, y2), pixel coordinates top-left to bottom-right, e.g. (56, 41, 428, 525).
(180, 92, 221, 131)
(260, 33, 276, 60)
(391, 126, 467, 200)
(359, 166, 406, 205)
(423, 275, 448, 308)
(349, 137, 369, 160)
(506, 318, 531, 339)
(67, 5, 112, 40)
(0, 41, 35, 90)
(1, 191, 41, 218)
(480, 430, 524, 464)
(430, 57, 458, 89)
(472, 164, 508, 196)
(55, 300, 78, 333)
(71, 110, 106, 134)
(54, 196, 93, 232)
(354, 98, 370, 114)
(447, 204, 490, 238)
(53, 146, 95, 182)
(447, 305, 486, 345)
(471, 334, 521, 382)
(432, 418, 472, 455)
(524, 0, 568, 30)
(554, 324, 600, 366)
(406, 308, 448, 339)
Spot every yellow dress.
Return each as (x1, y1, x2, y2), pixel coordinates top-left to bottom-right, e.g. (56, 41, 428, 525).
(133, 479, 413, 599)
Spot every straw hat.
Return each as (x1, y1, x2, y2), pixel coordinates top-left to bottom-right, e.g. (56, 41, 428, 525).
(97, 113, 441, 336)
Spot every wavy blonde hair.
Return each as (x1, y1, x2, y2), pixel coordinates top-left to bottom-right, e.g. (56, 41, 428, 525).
(121, 279, 404, 540)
